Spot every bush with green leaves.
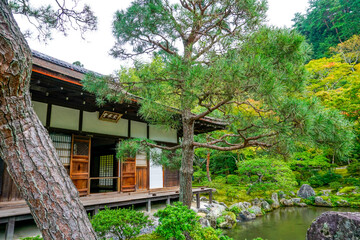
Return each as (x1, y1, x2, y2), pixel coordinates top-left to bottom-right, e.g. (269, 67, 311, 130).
(193, 169, 208, 184)
(90, 207, 151, 240)
(329, 182, 342, 191)
(190, 227, 233, 240)
(155, 202, 200, 240)
(226, 175, 241, 185)
(348, 161, 360, 177)
(237, 158, 297, 195)
(309, 171, 342, 188)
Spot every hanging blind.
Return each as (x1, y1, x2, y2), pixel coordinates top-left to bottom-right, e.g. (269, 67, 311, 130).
(136, 152, 147, 167)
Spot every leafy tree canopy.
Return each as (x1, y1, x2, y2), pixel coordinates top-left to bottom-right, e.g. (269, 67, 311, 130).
(293, 0, 360, 59)
(82, 0, 355, 205)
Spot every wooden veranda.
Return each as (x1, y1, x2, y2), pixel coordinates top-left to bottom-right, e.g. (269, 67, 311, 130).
(0, 187, 214, 240)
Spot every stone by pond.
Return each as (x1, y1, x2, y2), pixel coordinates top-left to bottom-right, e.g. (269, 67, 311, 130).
(224, 206, 358, 240)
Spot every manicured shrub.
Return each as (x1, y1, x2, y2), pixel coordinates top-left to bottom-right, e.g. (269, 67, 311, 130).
(308, 175, 324, 187)
(226, 175, 241, 185)
(90, 207, 151, 240)
(155, 202, 200, 240)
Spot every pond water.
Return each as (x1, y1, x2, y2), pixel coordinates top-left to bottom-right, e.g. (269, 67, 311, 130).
(224, 207, 359, 240)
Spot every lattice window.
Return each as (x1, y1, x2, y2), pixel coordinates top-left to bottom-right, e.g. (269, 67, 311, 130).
(99, 155, 114, 186)
(50, 133, 71, 166)
(73, 140, 89, 156)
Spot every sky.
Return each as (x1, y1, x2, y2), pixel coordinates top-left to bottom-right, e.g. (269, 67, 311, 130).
(15, 0, 309, 75)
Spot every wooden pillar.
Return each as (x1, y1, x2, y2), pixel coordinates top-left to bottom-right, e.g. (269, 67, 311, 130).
(147, 200, 151, 212)
(209, 190, 213, 204)
(196, 193, 200, 209)
(5, 217, 15, 240)
(94, 205, 99, 215)
(166, 197, 171, 205)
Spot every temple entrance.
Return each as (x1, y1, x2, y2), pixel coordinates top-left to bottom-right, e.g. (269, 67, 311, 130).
(89, 136, 119, 194)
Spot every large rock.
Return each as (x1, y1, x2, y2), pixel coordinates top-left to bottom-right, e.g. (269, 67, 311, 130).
(230, 202, 251, 211)
(297, 184, 316, 199)
(217, 211, 236, 229)
(199, 218, 211, 228)
(206, 203, 227, 228)
(271, 192, 280, 209)
(314, 196, 332, 207)
(248, 206, 263, 216)
(238, 210, 256, 221)
(280, 198, 294, 207)
(307, 212, 360, 240)
(252, 198, 261, 207)
(261, 201, 272, 212)
(292, 198, 301, 204)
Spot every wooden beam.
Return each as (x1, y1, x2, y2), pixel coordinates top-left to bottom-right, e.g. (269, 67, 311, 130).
(5, 217, 15, 240)
(196, 193, 200, 209)
(146, 200, 151, 213)
(128, 120, 131, 138)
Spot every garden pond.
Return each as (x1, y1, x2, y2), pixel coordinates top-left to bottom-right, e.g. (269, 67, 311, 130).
(224, 206, 358, 240)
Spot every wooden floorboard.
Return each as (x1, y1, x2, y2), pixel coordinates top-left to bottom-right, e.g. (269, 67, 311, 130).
(0, 187, 213, 220)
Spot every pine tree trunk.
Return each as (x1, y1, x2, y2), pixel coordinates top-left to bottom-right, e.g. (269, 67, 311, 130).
(206, 152, 211, 182)
(0, 2, 97, 239)
(179, 109, 194, 207)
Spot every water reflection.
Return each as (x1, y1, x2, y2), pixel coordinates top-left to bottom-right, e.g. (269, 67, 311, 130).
(224, 207, 359, 240)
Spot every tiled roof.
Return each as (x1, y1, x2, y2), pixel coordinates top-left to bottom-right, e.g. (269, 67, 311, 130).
(31, 50, 102, 76)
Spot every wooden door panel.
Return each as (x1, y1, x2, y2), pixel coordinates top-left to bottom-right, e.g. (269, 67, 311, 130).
(70, 135, 91, 196)
(164, 169, 180, 187)
(136, 167, 148, 190)
(121, 158, 136, 192)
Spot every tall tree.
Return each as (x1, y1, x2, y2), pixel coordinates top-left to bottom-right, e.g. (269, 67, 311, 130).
(84, 0, 353, 207)
(293, 0, 360, 59)
(0, 0, 98, 238)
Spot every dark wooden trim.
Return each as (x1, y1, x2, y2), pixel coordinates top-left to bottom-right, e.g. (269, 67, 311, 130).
(79, 110, 83, 132)
(46, 103, 52, 128)
(147, 124, 150, 139)
(128, 120, 131, 138)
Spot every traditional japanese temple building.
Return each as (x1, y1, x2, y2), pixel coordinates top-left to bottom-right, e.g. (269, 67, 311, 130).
(0, 51, 224, 202)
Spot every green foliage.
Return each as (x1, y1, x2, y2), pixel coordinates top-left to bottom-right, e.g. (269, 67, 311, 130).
(154, 202, 199, 240)
(190, 227, 233, 240)
(293, 0, 360, 58)
(308, 171, 342, 188)
(226, 175, 241, 185)
(21, 236, 43, 240)
(229, 206, 241, 215)
(193, 169, 208, 184)
(329, 182, 342, 191)
(348, 162, 360, 177)
(339, 186, 358, 194)
(344, 177, 360, 187)
(132, 233, 164, 240)
(90, 207, 151, 240)
(237, 158, 297, 194)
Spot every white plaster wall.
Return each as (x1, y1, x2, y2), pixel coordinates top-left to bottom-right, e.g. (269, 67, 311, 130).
(32, 101, 47, 126)
(82, 111, 128, 137)
(149, 148, 163, 189)
(149, 125, 177, 143)
(50, 105, 79, 130)
(130, 121, 147, 138)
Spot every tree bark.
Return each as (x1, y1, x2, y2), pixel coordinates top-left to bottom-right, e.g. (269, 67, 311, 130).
(206, 152, 211, 182)
(0, 1, 97, 239)
(179, 109, 195, 207)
